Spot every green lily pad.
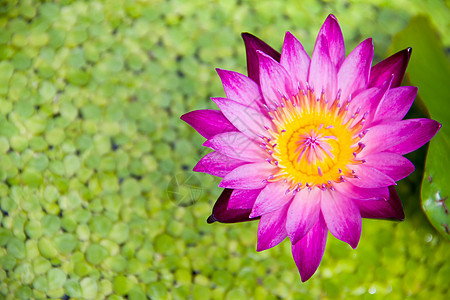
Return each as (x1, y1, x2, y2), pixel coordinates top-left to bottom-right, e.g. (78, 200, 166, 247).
(421, 133, 450, 240)
(391, 15, 450, 240)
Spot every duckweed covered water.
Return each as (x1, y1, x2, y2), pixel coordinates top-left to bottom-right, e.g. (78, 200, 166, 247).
(0, 0, 449, 299)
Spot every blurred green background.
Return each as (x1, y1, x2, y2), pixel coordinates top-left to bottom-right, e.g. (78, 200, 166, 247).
(0, 0, 449, 299)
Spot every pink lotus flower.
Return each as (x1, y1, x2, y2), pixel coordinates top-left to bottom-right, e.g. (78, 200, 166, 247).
(181, 15, 440, 281)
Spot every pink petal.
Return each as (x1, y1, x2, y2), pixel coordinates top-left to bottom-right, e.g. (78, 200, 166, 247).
(216, 68, 265, 111)
(241, 32, 281, 83)
(359, 119, 421, 155)
(280, 31, 310, 89)
(180, 109, 236, 139)
(362, 152, 415, 181)
(257, 50, 296, 107)
(369, 48, 412, 88)
(345, 76, 392, 125)
(193, 151, 247, 177)
(337, 38, 374, 102)
(212, 97, 273, 140)
(321, 190, 361, 249)
(207, 189, 259, 224)
(308, 34, 337, 101)
(333, 182, 389, 200)
(219, 162, 276, 189)
(386, 118, 441, 155)
(373, 86, 417, 123)
(204, 132, 268, 162)
(292, 213, 328, 282)
(286, 188, 321, 245)
(345, 87, 379, 121)
(257, 204, 289, 251)
(250, 181, 294, 218)
(347, 164, 396, 188)
(317, 14, 345, 69)
(355, 186, 404, 220)
(227, 188, 262, 210)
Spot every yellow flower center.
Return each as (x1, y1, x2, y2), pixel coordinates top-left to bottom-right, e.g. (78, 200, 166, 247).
(263, 89, 366, 191)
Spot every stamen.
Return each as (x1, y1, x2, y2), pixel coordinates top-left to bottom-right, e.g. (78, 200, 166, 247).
(277, 89, 286, 99)
(353, 142, 366, 154)
(358, 131, 366, 138)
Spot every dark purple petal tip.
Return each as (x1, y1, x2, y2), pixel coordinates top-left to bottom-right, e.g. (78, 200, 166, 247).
(207, 214, 217, 224)
(241, 32, 281, 83)
(369, 47, 412, 88)
(208, 188, 260, 223)
(356, 186, 405, 221)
